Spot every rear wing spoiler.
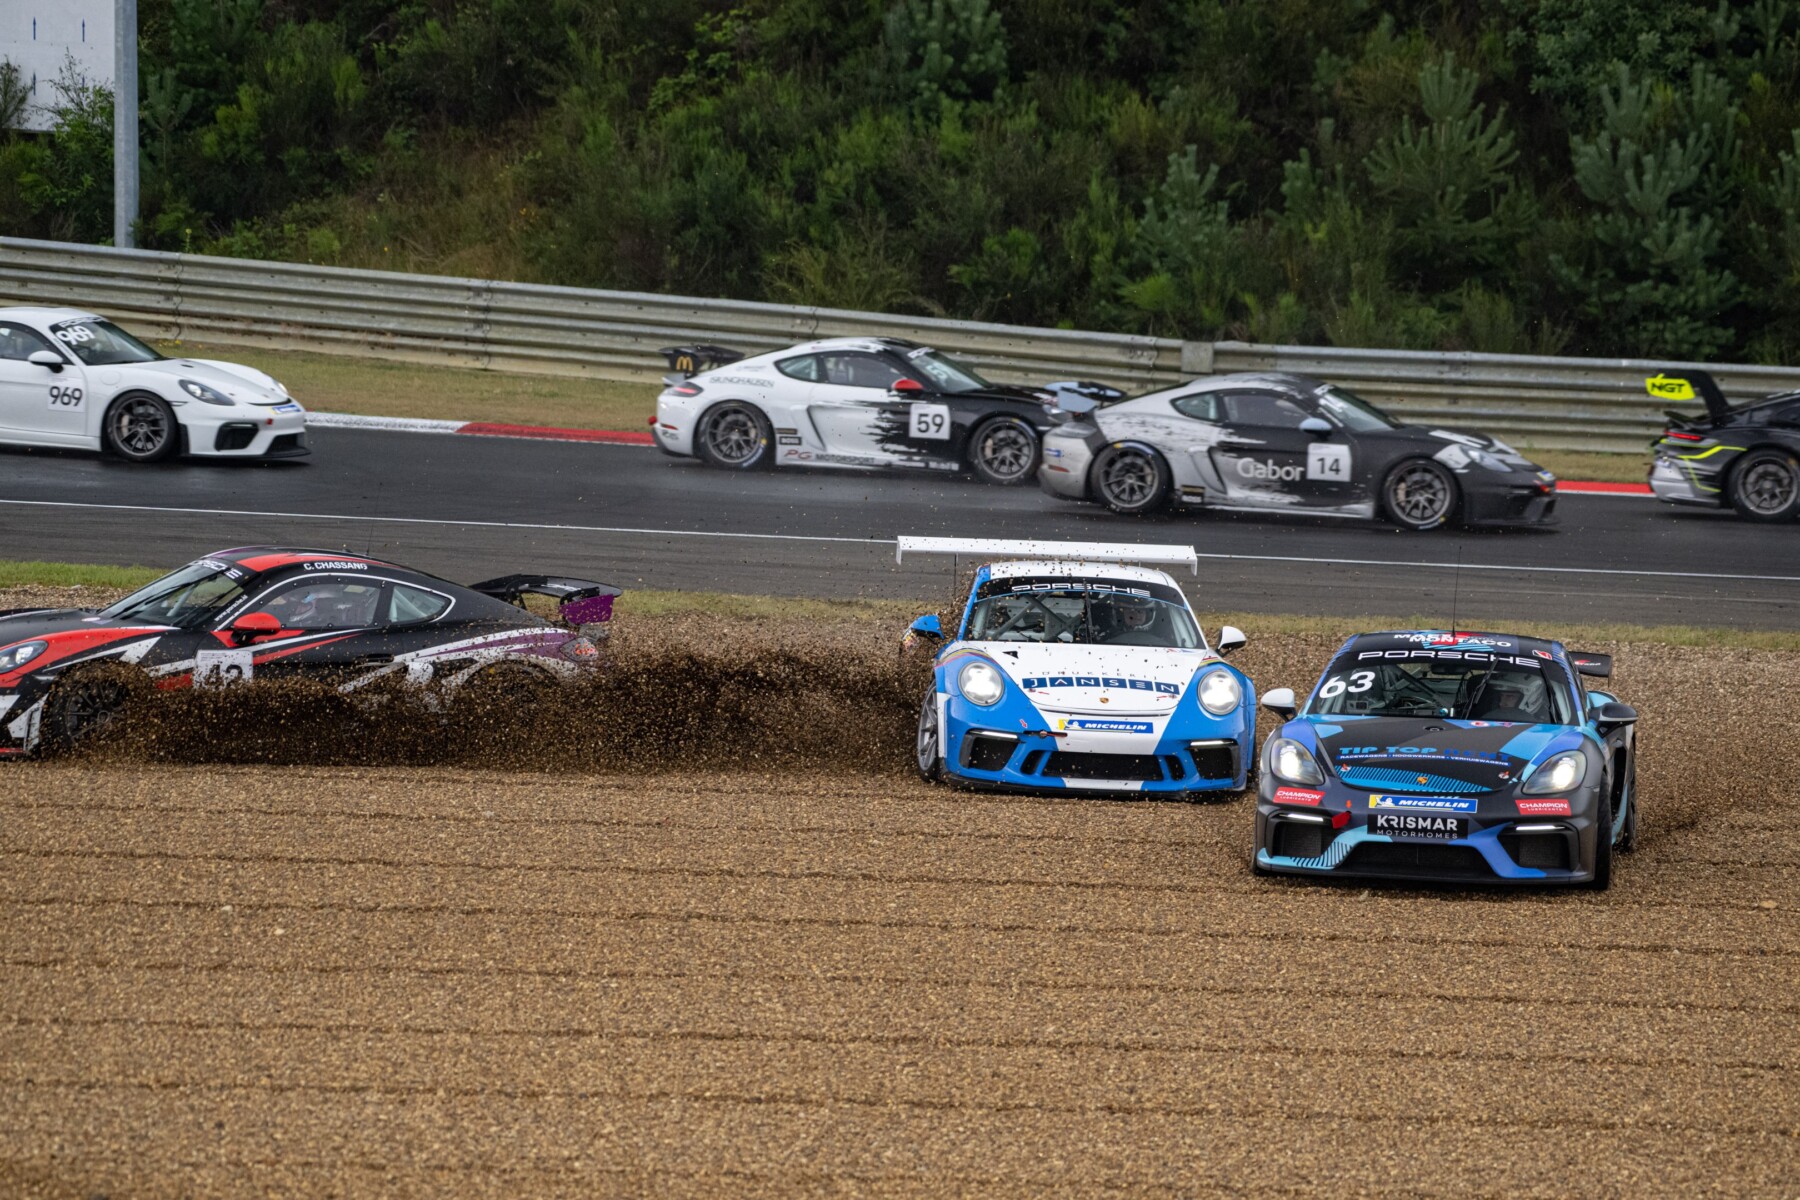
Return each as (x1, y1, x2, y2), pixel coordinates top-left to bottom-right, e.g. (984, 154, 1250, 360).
(469, 575, 622, 626)
(896, 536, 1199, 575)
(660, 344, 744, 379)
(1042, 380, 1127, 416)
(1568, 651, 1612, 678)
(1645, 371, 1731, 423)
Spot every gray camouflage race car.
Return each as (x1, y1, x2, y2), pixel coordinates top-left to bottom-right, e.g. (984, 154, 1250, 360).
(1038, 372, 1557, 530)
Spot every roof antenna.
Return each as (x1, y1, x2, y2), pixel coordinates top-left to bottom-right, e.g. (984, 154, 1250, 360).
(1450, 545, 1462, 633)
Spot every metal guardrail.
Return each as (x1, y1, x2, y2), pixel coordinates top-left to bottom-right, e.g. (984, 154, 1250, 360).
(5, 236, 1798, 452)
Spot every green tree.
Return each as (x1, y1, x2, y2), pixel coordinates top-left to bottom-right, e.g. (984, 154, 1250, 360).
(1365, 54, 1529, 285)
(1551, 64, 1740, 358)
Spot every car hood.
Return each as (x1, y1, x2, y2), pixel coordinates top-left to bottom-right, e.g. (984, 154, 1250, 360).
(958, 642, 1218, 715)
(0, 608, 177, 645)
(1398, 425, 1546, 471)
(1298, 716, 1577, 794)
(125, 358, 289, 405)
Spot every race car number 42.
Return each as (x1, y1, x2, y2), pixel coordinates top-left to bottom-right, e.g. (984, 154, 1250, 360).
(909, 403, 951, 440)
(194, 649, 254, 689)
(1307, 443, 1349, 480)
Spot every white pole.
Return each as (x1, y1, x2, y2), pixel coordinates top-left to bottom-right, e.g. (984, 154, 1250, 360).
(113, 0, 138, 248)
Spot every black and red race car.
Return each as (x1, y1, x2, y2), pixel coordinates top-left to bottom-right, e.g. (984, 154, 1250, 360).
(0, 547, 620, 755)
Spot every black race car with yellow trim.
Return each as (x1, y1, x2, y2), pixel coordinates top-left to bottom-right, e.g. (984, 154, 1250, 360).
(0, 547, 618, 756)
(1647, 370, 1800, 522)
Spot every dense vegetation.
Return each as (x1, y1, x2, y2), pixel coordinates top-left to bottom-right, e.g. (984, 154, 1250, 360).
(3, 1, 1799, 362)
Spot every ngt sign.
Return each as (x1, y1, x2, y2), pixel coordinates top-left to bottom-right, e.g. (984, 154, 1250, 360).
(1, 6, 115, 133)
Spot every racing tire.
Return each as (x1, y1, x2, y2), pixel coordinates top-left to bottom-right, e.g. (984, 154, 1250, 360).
(967, 416, 1040, 486)
(914, 689, 942, 783)
(103, 392, 179, 463)
(40, 667, 142, 754)
(1381, 458, 1459, 531)
(695, 401, 773, 471)
(1727, 449, 1800, 522)
(1590, 792, 1615, 891)
(1091, 444, 1172, 515)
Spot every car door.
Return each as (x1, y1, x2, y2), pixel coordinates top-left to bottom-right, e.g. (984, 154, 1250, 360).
(0, 322, 85, 442)
(216, 574, 392, 681)
(805, 351, 912, 462)
(1209, 390, 1356, 509)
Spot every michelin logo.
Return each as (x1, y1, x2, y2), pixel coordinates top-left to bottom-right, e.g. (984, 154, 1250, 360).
(1369, 795, 1478, 814)
(1055, 718, 1155, 734)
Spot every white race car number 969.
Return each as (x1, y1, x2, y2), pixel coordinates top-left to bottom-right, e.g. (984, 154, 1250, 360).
(909, 403, 951, 440)
(48, 385, 83, 410)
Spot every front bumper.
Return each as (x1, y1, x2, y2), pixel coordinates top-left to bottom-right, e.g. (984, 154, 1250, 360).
(1255, 781, 1602, 885)
(1458, 473, 1558, 526)
(942, 694, 1250, 795)
(185, 406, 310, 458)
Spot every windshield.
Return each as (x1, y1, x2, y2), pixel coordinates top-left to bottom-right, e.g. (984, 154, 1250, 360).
(966, 584, 1201, 648)
(1306, 652, 1574, 724)
(1317, 385, 1400, 432)
(102, 561, 247, 630)
(905, 347, 992, 394)
(47, 318, 163, 366)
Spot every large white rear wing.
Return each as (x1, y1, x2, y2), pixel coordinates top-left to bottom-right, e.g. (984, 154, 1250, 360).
(895, 536, 1198, 575)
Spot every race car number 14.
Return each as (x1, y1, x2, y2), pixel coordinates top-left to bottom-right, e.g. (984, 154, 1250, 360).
(909, 403, 951, 440)
(194, 649, 254, 689)
(1306, 443, 1350, 481)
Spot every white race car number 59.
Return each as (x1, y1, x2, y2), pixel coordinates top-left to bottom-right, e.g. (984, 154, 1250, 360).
(909, 403, 951, 440)
(193, 649, 254, 689)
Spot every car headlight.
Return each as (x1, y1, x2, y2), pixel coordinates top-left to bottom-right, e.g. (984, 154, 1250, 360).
(0, 640, 48, 673)
(179, 379, 235, 406)
(1269, 737, 1324, 786)
(957, 660, 1006, 706)
(1469, 448, 1512, 472)
(1198, 668, 1241, 715)
(1522, 751, 1587, 794)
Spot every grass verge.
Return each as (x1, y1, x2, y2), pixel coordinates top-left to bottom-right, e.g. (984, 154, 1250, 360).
(5, 560, 1795, 650)
(0, 560, 163, 590)
(153, 341, 655, 431)
(1520, 448, 1650, 485)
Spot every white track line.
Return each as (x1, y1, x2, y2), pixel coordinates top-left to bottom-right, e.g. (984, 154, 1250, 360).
(1, 497, 1794, 585)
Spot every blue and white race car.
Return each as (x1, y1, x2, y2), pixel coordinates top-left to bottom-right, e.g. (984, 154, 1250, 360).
(1253, 630, 1640, 888)
(899, 537, 1254, 796)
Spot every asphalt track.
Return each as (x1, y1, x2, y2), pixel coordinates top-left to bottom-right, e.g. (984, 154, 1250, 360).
(2, 428, 1796, 629)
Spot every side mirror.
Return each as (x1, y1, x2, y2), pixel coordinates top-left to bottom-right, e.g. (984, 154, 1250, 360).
(1261, 686, 1297, 720)
(228, 611, 282, 645)
(1593, 701, 1637, 728)
(891, 378, 925, 395)
(1298, 417, 1331, 436)
(907, 614, 943, 641)
(28, 350, 64, 373)
(1216, 625, 1246, 656)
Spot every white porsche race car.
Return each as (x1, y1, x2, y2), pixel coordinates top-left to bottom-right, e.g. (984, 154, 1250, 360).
(0, 307, 309, 462)
(652, 337, 1058, 484)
